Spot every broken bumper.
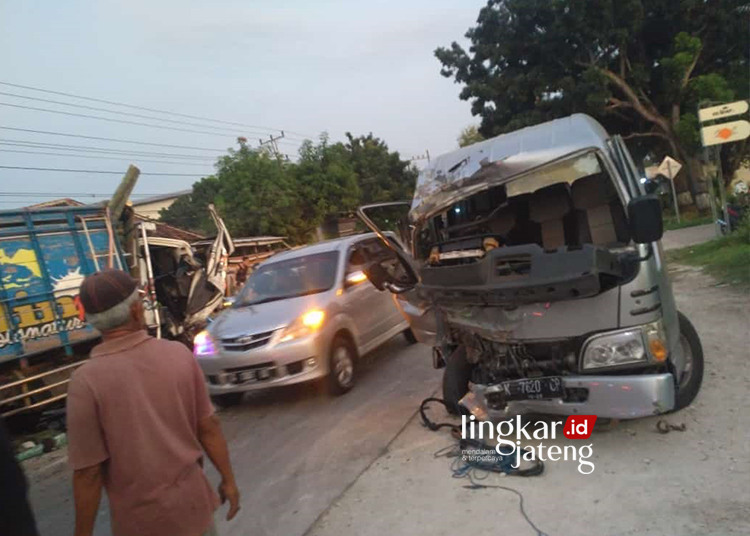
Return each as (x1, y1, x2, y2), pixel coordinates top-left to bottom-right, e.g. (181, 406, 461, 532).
(470, 373, 675, 420)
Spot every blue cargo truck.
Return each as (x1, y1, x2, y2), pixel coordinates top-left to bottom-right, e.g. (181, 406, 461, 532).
(0, 203, 233, 421)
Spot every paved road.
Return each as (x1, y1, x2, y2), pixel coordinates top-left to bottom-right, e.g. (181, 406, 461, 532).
(661, 223, 717, 250)
(24, 334, 440, 536)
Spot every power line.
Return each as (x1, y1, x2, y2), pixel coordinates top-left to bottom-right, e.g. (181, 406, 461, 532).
(0, 139, 217, 160)
(0, 126, 228, 152)
(0, 102, 250, 139)
(0, 81, 317, 139)
(0, 148, 215, 167)
(0, 165, 207, 176)
(0, 192, 164, 198)
(0, 91, 285, 138)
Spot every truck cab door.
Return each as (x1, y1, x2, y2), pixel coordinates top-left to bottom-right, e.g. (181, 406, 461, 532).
(356, 202, 436, 345)
(184, 205, 235, 328)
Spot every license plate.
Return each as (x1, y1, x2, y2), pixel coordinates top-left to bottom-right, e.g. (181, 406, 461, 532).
(237, 371, 256, 382)
(498, 376, 563, 401)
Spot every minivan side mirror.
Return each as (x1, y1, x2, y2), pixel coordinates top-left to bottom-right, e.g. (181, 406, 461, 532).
(628, 195, 663, 243)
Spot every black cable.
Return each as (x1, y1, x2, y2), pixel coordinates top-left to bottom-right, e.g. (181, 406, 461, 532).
(0, 81, 316, 139)
(0, 91, 278, 137)
(0, 126, 227, 151)
(0, 102, 248, 139)
(0, 165, 206, 176)
(463, 473, 549, 536)
(0, 139, 218, 160)
(0, 148, 215, 167)
(0, 192, 161, 197)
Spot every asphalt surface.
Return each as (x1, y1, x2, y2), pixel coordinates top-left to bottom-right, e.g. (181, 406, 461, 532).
(661, 223, 717, 250)
(23, 333, 440, 536)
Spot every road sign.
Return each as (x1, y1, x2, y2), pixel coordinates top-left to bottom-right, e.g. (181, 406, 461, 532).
(700, 120, 750, 147)
(698, 100, 749, 123)
(656, 156, 682, 180)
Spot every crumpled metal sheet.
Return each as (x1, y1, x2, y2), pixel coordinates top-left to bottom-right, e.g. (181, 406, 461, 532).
(410, 114, 611, 223)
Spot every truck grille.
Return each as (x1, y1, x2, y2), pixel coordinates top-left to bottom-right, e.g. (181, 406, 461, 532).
(220, 330, 276, 352)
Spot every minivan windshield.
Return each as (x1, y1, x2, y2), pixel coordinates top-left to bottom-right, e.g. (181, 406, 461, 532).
(234, 251, 339, 306)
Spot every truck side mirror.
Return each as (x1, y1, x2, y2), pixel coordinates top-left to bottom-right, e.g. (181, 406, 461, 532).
(628, 195, 663, 243)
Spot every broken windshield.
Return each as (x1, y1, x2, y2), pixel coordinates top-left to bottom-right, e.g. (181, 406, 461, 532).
(234, 251, 339, 306)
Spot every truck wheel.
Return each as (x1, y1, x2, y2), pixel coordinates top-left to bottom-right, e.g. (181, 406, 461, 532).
(211, 393, 244, 408)
(442, 346, 472, 415)
(673, 312, 704, 411)
(403, 328, 418, 345)
(327, 336, 356, 395)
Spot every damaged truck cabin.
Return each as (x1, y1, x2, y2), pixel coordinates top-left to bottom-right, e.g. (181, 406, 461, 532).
(359, 114, 704, 421)
(0, 201, 233, 421)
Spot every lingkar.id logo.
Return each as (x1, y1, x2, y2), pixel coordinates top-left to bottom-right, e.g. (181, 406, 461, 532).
(462, 414, 597, 474)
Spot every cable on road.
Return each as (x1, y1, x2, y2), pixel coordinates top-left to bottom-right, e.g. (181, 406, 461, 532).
(421, 396, 548, 535)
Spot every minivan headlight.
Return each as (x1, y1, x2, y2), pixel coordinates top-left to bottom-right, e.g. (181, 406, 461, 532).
(278, 309, 325, 343)
(194, 330, 217, 357)
(582, 329, 646, 370)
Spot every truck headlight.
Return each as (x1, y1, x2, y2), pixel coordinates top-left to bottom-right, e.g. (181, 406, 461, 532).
(278, 309, 325, 343)
(194, 330, 217, 357)
(582, 329, 646, 370)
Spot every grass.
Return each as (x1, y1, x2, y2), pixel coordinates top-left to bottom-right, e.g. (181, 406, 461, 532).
(662, 210, 713, 231)
(666, 219, 750, 287)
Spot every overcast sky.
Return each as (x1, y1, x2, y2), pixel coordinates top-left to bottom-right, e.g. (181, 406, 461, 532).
(0, 0, 486, 209)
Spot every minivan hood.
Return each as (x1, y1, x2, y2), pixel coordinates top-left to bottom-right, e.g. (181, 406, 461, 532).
(208, 293, 330, 339)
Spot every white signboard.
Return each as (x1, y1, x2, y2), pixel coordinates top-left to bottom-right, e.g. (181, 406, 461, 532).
(698, 100, 749, 123)
(701, 120, 750, 147)
(656, 156, 682, 180)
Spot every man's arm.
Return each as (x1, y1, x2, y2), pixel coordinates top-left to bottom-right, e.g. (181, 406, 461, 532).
(198, 415, 240, 520)
(72, 464, 103, 536)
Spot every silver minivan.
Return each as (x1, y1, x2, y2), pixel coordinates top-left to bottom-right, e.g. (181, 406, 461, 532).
(193, 233, 415, 405)
(357, 114, 704, 421)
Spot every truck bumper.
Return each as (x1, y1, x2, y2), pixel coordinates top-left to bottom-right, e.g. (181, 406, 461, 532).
(469, 373, 675, 420)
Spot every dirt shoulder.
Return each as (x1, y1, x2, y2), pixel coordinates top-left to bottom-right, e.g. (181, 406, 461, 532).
(307, 268, 750, 536)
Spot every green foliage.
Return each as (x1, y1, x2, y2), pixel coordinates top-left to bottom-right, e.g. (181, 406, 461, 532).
(667, 218, 750, 287)
(458, 125, 485, 147)
(435, 0, 750, 188)
(160, 135, 416, 244)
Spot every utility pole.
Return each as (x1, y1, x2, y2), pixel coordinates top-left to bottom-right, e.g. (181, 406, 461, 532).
(259, 131, 285, 157)
(410, 150, 431, 164)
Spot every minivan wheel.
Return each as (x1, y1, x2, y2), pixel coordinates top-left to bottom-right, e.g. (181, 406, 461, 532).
(672, 312, 704, 411)
(211, 392, 244, 408)
(403, 328, 418, 345)
(442, 346, 473, 415)
(328, 336, 356, 395)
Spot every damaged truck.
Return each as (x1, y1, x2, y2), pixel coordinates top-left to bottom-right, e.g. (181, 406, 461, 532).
(0, 167, 233, 422)
(358, 114, 704, 420)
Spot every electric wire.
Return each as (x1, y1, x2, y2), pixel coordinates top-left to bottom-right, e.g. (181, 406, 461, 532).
(0, 139, 217, 160)
(0, 165, 207, 176)
(0, 81, 317, 139)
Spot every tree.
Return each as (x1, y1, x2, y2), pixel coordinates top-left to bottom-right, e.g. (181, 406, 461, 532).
(161, 147, 304, 241)
(160, 133, 417, 244)
(458, 125, 485, 147)
(345, 133, 418, 204)
(436, 0, 749, 204)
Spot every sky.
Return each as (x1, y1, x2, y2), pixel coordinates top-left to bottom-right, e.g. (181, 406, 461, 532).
(0, 0, 487, 209)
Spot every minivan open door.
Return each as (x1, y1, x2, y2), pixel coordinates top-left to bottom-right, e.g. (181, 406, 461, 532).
(356, 202, 436, 346)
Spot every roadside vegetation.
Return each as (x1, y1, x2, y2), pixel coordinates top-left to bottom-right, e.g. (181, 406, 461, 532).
(667, 218, 750, 287)
(663, 209, 713, 231)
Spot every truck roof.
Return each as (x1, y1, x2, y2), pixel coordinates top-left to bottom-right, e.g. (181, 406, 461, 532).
(411, 114, 610, 222)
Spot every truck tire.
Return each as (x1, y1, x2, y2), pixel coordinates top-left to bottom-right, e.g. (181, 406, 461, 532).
(673, 311, 704, 411)
(442, 346, 472, 415)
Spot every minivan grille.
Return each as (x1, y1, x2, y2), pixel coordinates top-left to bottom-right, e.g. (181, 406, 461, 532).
(220, 330, 276, 352)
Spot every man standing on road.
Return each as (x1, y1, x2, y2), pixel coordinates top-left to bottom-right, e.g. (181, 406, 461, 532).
(66, 269, 240, 536)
